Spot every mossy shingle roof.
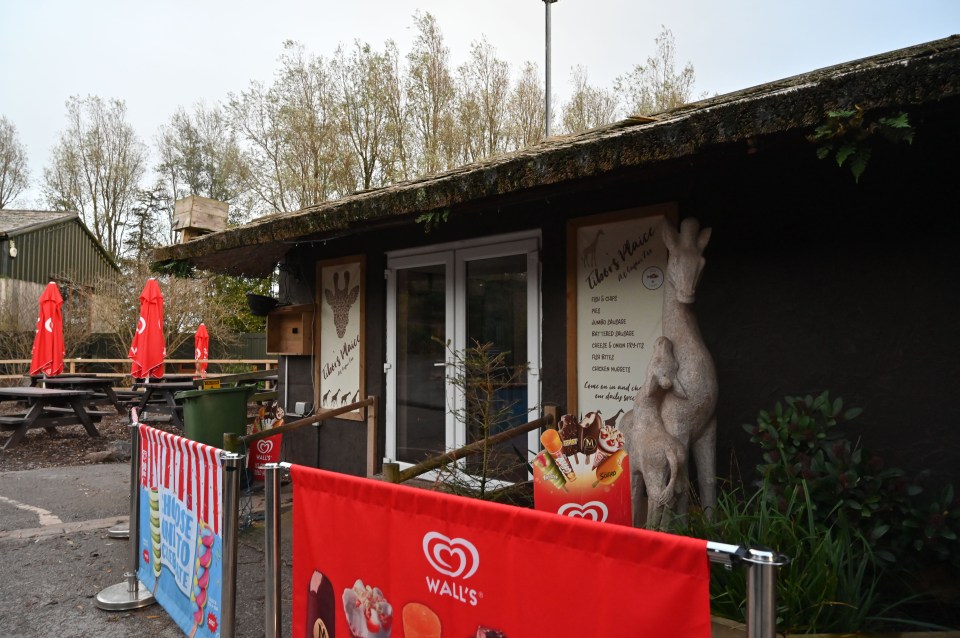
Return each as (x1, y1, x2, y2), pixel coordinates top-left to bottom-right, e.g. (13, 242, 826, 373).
(151, 36, 960, 278)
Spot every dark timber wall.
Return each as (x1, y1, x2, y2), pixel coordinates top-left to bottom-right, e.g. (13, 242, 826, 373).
(278, 99, 960, 486)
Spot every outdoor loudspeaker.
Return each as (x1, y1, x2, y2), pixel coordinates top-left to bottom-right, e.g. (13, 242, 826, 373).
(294, 401, 311, 415)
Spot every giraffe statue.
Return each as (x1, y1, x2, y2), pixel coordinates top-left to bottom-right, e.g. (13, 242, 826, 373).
(620, 336, 688, 529)
(658, 217, 718, 517)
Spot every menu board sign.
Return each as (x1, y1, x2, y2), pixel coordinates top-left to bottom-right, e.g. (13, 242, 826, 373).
(567, 205, 675, 419)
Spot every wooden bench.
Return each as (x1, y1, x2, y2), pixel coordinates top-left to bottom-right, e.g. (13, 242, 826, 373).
(42, 406, 113, 420)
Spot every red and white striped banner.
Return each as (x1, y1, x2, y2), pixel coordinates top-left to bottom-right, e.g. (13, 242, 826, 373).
(139, 424, 223, 534)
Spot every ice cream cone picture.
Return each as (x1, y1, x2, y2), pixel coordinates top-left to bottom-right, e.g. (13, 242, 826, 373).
(592, 423, 625, 469)
(188, 520, 215, 638)
(342, 579, 393, 638)
(149, 487, 162, 594)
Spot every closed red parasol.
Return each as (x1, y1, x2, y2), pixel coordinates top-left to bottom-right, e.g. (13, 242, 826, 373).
(128, 278, 166, 379)
(194, 323, 209, 377)
(30, 282, 65, 377)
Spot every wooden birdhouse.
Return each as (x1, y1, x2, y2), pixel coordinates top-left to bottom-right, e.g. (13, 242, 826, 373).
(173, 195, 228, 242)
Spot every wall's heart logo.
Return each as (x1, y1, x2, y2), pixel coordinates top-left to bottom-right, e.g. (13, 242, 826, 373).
(557, 501, 609, 522)
(136, 316, 146, 334)
(256, 439, 274, 454)
(422, 532, 480, 579)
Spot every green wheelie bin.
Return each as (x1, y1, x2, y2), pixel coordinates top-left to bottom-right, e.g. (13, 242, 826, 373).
(176, 385, 254, 448)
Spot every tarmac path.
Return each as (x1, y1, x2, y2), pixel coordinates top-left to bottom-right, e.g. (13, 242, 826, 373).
(0, 464, 293, 638)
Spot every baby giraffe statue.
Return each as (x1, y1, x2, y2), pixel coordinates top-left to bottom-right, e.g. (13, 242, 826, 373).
(620, 336, 688, 530)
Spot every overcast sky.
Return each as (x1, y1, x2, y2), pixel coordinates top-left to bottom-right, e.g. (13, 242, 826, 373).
(2, 0, 957, 207)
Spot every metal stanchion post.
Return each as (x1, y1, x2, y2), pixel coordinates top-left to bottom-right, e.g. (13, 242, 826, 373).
(264, 462, 286, 638)
(96, 419, 156, 610)
(108, 409, 140, 539)
(744, 547, 788, 638)
(220, 452, 244, 638)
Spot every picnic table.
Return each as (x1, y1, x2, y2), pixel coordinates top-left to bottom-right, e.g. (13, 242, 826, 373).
(28, 372, 95, 387)
(0, 387, 103, 449)
(132, 380, 197, 429)
(35, 376, 125, 414)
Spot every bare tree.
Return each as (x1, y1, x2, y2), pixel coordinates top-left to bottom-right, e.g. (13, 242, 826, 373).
(156, 102, 250, 238)
(229, 41, 350, 213)
(614, 26, 700, 117)
(382, 40, 412, 183)
(507, 62, 546, 150)
(42, 96, 147, 259)
(560, 66, 619, 134)
(95, 262, 243, 363)
(455, 37, 511, 164)
(334, 40, 392, 191)
(406, 11, 456, 175)
(0, 116, 29, 208)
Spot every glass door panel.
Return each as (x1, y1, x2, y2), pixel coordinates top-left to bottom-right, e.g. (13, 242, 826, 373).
(463, 254, 530, 482)
(395, 264, 448, 465)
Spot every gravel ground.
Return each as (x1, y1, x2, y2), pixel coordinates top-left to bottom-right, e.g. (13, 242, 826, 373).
(0, 401, 254, 472)
(0, 406, 146, 472)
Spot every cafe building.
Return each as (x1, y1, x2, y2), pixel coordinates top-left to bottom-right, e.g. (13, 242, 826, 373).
(152, 37, 960, 486)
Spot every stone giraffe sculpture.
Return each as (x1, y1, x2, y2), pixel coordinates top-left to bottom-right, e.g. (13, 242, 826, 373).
(620, 336, 688, 530)
(658, 217, 718, 518)
(324, 270, 360, 338)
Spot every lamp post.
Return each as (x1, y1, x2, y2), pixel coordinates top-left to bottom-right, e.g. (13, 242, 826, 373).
(544, 0, 557, 138)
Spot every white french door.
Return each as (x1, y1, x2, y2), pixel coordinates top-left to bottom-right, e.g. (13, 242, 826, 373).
(385, 233, 541, 480)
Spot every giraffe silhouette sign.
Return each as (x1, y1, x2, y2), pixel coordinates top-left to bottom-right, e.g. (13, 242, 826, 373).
(567, 205, 675, 419)
(317, 256, 365, 420)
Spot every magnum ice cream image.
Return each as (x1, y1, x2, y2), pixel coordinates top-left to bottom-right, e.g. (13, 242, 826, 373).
(342, 578, 393, 638)
(539, 429, 576, 482)
(474, 626, 507, 637)
(306, 569, 336, 638)
(578, 412, 602, 459)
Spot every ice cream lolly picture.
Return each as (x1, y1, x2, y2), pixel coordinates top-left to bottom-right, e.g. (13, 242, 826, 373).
(342, 579, 393, 638)
(306, 569, 336, 638)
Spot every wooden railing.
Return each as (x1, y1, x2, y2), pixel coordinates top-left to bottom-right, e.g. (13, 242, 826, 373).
(0, 358, 278, 384)
(223, 396, 379, 477)
(382, 405, 558, 485)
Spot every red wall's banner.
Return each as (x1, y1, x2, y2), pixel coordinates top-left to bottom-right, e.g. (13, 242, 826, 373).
(137, 425, 225, 637)
(291, 466, 710, 638)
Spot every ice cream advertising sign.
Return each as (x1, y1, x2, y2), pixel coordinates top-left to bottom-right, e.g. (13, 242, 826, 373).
(291, 465, 712, 637)
(533, 414, 633, 526)
(138, 425, 224, 637)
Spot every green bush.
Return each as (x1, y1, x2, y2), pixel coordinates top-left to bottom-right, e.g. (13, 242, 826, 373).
(681, 482, 888, 634)
(674, 391, 960, 633)
(744, 391, 960, 570)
